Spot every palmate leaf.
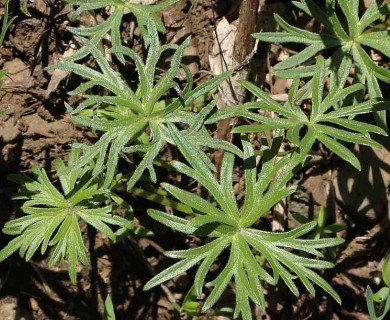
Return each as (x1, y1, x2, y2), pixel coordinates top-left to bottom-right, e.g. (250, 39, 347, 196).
(0, 148, 131, 283)
(50, 21, 235, 189)
(144, 127, 343, 319)
(66, 0, 180, 60)
(231, 56, 390, 170)
(71, 118, 148, 188)
(253, 0, 390, 126)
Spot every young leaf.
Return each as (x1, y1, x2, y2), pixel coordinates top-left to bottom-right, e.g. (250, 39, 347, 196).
(254, 0, 390, 126)
(233, 57, 389, 171)
(0, 150, 131, 283)
(145, 135, 343, 319)
(66, 0, 180, 51)
(49, 20, 235, 189)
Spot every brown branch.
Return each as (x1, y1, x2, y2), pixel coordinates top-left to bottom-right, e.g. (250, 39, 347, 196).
(233, 0, 259, 64)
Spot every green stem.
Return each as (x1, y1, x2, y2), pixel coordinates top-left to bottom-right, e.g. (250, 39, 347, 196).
(0, 0, 16, 47)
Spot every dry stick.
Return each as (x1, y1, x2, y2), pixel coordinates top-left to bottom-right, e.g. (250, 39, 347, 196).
(213, 0, 259, 174)
(233, 0, 259, 66)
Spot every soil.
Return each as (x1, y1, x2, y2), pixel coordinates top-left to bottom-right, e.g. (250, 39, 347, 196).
(0, 1, 389, 319)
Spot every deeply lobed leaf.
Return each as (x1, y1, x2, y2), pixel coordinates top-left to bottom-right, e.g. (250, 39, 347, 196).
(49, 20, 235, 189)
(253, 0, 390, 126)
(231, 56, 390, 170)
(0, 150, 131, 283)
(144, 131, 344, 319)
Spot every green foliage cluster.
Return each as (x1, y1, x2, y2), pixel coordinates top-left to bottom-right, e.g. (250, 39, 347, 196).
(0, 148, 132, 283)
(46, 22, 235, 190)
(254, 0, 390, 126)
(1, 0, 390, 319)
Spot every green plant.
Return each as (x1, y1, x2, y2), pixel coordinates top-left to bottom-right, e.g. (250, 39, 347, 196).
(293, 207, 344, 240)
(141, 57, 388, 318)
(20, 0, 30, 16)
(66, 0, 179, 57)
(253, 0, 390, 126)
(104, 295, 116, 320)
(0, 148, 132, 283)
(47, 20, 236, 190)
(0, 69, 5, 88)
(213, 56, 388, 171)
(143, 126, 344, 318)
(172, 284, 201, 318)
(293, 207, 344, 259)
(367, 254, 390, 320)
(1, 1, 390, 319)
(0, 0, 16, 88)
(171, 284, 233, 319)
(0, 0, 15, 46)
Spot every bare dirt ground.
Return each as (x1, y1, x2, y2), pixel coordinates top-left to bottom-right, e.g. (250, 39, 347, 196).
(0, 1, 390, 319)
